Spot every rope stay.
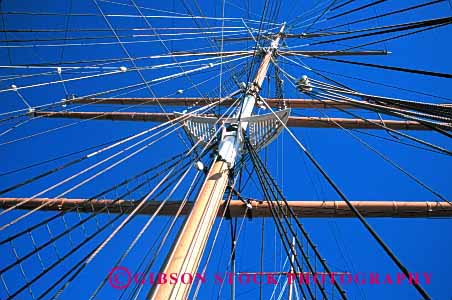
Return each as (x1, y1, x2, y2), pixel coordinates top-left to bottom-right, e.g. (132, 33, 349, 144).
(256, 93, 433, 300)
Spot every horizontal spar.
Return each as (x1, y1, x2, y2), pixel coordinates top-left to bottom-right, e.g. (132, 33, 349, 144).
(1, 198, 451, 218)
(280, 50, 390, 56)
(67, 98, 355, 109)
(33, 111, 442, 130)
(168, 50, 389, 56)
(286, 116, 433, 130)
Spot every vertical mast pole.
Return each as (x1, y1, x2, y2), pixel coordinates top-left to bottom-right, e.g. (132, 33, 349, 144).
(288, 236, 295, 300)
(148, 23, 285, 300)
(231, 238, 236, 300)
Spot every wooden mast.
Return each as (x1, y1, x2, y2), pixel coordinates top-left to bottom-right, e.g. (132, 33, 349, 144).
(288, 237, 296, 300)
(148, 23, 286, 300)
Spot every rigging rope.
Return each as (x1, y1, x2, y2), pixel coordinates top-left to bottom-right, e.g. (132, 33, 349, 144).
(257, 96, 433, 300)
(327, 0, 386, 21)
(275, 56, 452, 155)
(313, 56, 452, 79)
(246, 139, 346, 299)
(313, 0, 447, 32)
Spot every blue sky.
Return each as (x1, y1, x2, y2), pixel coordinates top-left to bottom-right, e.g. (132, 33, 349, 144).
(0, 0, 451, 299)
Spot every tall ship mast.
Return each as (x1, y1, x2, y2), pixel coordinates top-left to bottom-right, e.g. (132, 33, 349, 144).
(0, 1, 451, 300)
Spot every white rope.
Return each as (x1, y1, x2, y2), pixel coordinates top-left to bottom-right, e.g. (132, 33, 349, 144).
(0, 54, 249, 94)
(0, 31, 259, 48)
(0, 61, 246, 146)
(219, 0, 226, 100)
(131, 28, 254, 37)
(128, 0, 219, 101)
(0, 65, 120, 70)
(146, 55, 251, 84)
(0, 46, 248, 117)
(276, 279, 288, 300)
(294, 279, 301, 300)
(0, 69, 124, 93)
(97, 0, 196, 17)
(96, 14, 283, 25)
(270, 256, 289, 300)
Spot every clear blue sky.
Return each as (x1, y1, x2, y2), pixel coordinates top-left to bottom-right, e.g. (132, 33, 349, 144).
(0, 0, 451, 299)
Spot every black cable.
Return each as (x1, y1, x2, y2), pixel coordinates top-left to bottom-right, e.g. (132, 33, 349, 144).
(306, 80, 451, 125)
(327, 0, 386, 21)
(273, 55, 452, 155)
(0, 155, 85, 195)
(0, 4, 14, 75)
(246, 139, 347, 299)
(309, 16, 452, 45)
(312, 90, 452, 138)
(257, 122, 432, 299)
(281, 56, 452, 123)
(278, 56, 452, 132)
(352, 129, 447, 154)
(0, 136, 131, 177)
(286, 63, 452, 101)
(245, 146, 313, 297)
(294, 112, 447, 155)
(289, 18, 449, 63)
(247, 148, 313, 300)
(331, 0, 355, 11)
(314, 109, 451, 204)
(281, 49, 353, 91)
(314, 0, 446, 32)
(303, 17, 448, 38)
(314, 55, 452, 79)
(304, 0, 340, 33)
(318, 94, 452, 155)
(254, 165, 319, 300)
(6, 211, 125, 300)
(37, 214, 174, 300)
(367, 96, 452, 119)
